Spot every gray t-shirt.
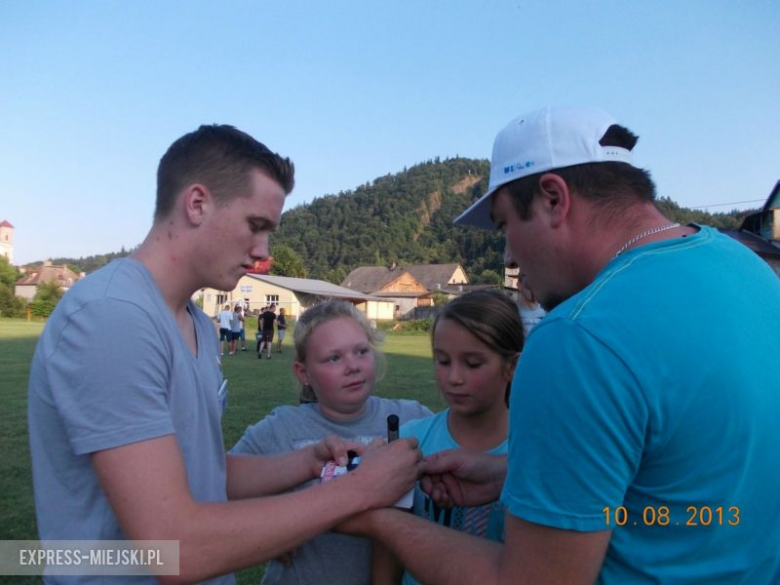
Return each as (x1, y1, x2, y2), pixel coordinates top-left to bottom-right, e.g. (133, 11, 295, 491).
(231, 396, 432, 585)
(28, 258, 232, 584)
(231, 311, 242, 333)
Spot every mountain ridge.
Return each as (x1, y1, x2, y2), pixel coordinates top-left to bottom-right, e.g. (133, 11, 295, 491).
(43, 157, 752, 281)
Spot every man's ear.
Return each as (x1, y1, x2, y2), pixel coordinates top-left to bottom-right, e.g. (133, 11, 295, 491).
(183, 184, 210, 226)
(537, 173, 571, 228)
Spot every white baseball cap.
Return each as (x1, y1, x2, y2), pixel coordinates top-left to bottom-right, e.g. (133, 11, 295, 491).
(454, 106, 635, 230)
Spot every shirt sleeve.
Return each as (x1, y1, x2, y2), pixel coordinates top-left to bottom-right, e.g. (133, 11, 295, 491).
(501, 318, 648, 531)
(398, 400, 434, 425)
(46, 298, 175, 455)
(230, 407, 291, 456)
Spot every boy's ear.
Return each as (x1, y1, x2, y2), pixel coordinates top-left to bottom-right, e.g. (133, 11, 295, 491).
(183, 184, 211, 226)
(293, 361, 309, 386)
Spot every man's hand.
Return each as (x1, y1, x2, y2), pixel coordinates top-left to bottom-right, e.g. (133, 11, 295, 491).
(420, 449, 507, 508)
(228, 436, 367, 499)
(338, 506, 417, 541)
(348, 438, 423, 510)
(308, 435, 365, 476)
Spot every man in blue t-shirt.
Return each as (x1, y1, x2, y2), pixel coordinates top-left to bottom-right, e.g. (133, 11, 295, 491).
(339, 107, 780, 584)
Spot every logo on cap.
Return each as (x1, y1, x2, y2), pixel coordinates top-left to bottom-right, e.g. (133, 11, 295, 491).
(504, 161, 535, 175)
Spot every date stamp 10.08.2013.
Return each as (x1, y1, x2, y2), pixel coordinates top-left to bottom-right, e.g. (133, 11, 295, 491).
(602, 505, 740, 528)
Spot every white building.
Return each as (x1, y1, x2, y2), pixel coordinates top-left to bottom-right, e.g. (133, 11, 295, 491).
(198, 273, 394, 320)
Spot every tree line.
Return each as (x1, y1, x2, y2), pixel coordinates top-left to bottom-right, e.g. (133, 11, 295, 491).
(12, 158, 754, 298)
(270, 158, 751, 283)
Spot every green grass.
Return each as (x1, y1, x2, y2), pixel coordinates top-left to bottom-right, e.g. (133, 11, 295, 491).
(0, 317, 442, 585)
(0, 320, 45, 585)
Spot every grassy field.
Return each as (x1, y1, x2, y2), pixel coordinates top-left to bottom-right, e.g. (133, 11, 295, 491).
(0, 317, 442, 585)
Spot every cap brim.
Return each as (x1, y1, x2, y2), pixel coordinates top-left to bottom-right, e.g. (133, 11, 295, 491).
(453, 187, 498, 230)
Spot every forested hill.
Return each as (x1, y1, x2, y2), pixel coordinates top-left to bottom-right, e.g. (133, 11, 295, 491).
(45, 157, 751, 280)
(273, 157, 503, 282)
(272, 157, 750, 282)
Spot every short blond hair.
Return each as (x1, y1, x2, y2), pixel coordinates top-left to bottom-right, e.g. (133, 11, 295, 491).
(293, 300, 385, 403)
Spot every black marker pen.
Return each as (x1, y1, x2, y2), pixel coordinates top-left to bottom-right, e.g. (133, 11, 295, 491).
(347, 450, 360, 471)
(387, 414, 399, 442)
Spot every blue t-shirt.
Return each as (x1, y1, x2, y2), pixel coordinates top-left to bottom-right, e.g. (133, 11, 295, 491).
(501, 226, 780, 583)
(402, 410, 506, 585)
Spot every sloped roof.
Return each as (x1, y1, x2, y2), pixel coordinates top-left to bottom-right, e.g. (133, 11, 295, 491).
(340, 266, 405, 293)
(741, 181, 779, 233)
(371, 291, 433, 299)
(0, 220, 14, 228)
(341, 263, 467, 293)
(15, 263, 81, 288)
(760, 180, 780, 213)
(402, 263, 467, 288)
(439, 283, 499, 295)
(245, 274, 384, 302)
(721, 230, 780, 259)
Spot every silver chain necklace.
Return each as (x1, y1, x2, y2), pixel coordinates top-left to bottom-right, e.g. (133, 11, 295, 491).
(614, 223, 680, 258)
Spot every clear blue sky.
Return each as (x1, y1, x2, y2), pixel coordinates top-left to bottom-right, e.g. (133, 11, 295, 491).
(2, 0, 778, 266)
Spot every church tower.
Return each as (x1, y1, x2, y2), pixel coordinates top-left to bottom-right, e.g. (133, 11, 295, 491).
(0, 220, 14, 264)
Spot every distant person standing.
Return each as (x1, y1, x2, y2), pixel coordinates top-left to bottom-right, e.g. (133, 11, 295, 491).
(258, 305, 277, 359)
(218, 303, 233, 356)
(276, 307, 287, 354)
(517, 283, 546, 336)
(504, 247, 546, 336)
(255, 306, 267, 351)
(236, 304, 248, 351)
(229, 304, 243, 355)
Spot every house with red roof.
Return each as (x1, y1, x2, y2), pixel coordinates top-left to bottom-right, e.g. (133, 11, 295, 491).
(14, 260, 83, 300)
